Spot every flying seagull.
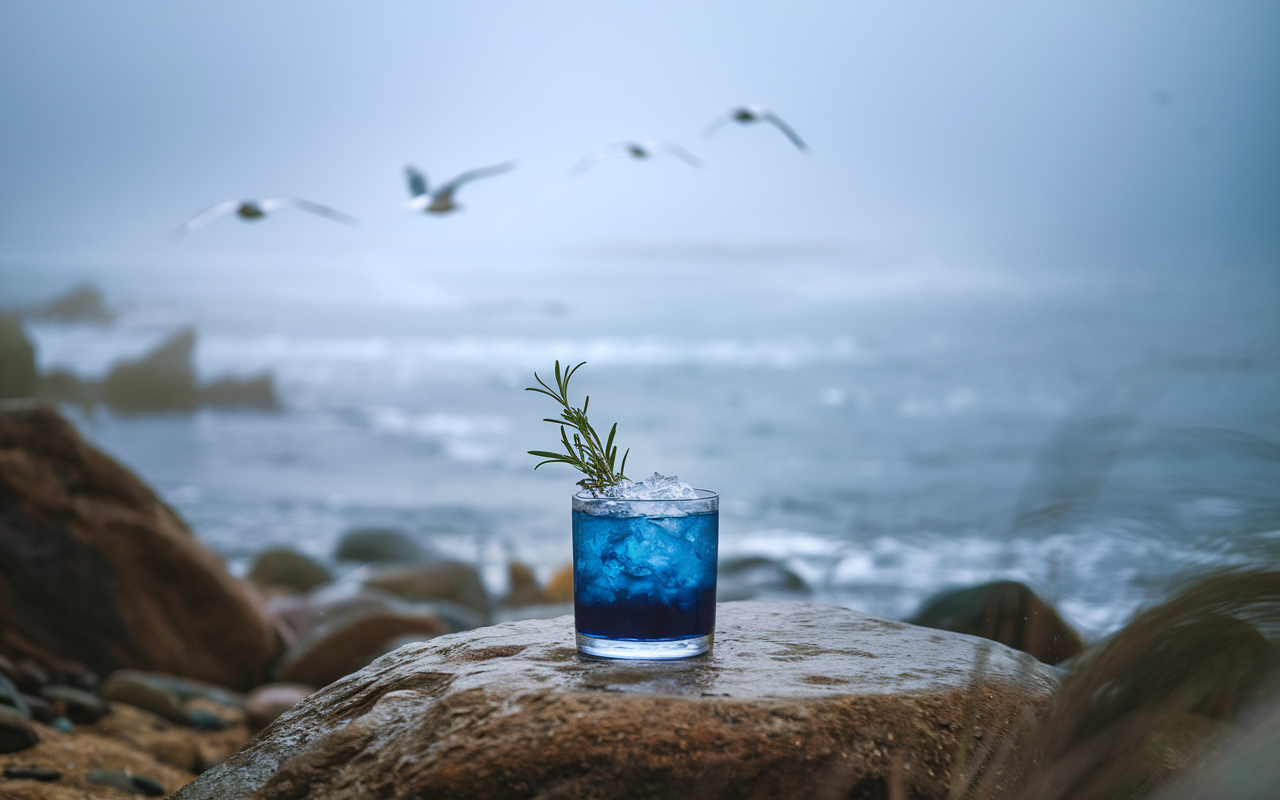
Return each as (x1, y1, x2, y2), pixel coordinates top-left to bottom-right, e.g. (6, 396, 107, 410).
(702, 105, 808, 152)
(570, 141, 703, 176)
(405, 161, 516, 215)
(170, 197, 357, 238)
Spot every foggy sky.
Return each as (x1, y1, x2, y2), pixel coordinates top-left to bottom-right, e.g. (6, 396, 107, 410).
(1, 1, 1277, 273)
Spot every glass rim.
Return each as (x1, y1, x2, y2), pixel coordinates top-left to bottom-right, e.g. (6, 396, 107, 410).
(573, 488, 717, 502)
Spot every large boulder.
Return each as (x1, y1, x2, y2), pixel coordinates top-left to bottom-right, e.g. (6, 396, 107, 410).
(0, 403, 280, 689)
(102, 328, 198, 412)
(0, 319, 37, 401)
(909, 580, 1085, 665)
(174, 601, 1059, 800)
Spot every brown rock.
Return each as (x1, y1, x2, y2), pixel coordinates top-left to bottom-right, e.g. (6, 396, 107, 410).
(909, 580, 1085, 665)
(245, 683, 315, 734)
(174, 601, 1059, 800)
(0, 403, 280, 689)
(276, 607, 449, 689)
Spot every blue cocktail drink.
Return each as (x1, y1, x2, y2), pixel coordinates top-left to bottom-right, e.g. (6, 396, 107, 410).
(572, 488, 718, 659)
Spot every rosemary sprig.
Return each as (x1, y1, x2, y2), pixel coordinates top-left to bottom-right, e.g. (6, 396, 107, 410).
(526, 361, 629, 493)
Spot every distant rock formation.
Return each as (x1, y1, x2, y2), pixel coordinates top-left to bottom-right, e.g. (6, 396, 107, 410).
(33, 284, 115, 324)
(0, 318, 37, 400)
(96, 327, 279, 413)
(102, 328, 198, 412)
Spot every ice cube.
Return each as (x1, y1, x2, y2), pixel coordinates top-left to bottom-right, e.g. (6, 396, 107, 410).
(602, 472, 698, 500)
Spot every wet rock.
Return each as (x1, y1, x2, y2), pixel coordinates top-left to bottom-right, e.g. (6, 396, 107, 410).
(40, 686, 107, 724)
(102, 327, 198, 412)
(50, 717, 72, 733)
(33, 283, 114, 324)
(0, 318, 37, 400)
(0, 706, 38, 753)
(101, 670, 246, 711)
(275, 599, 449, 689)
(334, 527, 429, 563)
(909, 580, 1085, 665)
(364, 560, 490, 618)
(174, 601, 1059, 800)
(3, 765, 62, 781)
(245, 683, 314, 734)
(0, 404, 280, 689)
(87, 767, 166, 796)
(717, 555, 809, 601)
(199, 373, 280, 410)
(99, 674, 188, 724)
(248, 548, 333, 594)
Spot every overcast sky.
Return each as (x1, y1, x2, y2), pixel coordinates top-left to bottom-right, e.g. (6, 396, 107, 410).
(1, 1, 1277, 273)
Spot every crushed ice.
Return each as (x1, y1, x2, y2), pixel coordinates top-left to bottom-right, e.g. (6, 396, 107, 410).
(599, 472, 699, 500)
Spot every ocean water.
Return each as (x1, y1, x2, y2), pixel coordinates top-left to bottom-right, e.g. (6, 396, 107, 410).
(5, 250, 1279, 639)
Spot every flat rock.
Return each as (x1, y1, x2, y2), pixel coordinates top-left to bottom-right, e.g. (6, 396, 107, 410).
(175, 601, 1060, 800)
(0, 404, 280, 689)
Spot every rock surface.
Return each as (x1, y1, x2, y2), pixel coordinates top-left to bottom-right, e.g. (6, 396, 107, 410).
(0, 403, 280, 689)
(175, 601, 1059, 800)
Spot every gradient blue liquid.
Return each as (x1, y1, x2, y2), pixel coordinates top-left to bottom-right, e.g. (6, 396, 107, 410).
(573, 508, 718, 640)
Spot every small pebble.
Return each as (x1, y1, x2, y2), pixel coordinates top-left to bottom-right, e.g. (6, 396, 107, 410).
(187, 708, 227, 730)
(50, 716, 74, 733)
(3, 766, 62, 782)
(87, 768, 166, 795)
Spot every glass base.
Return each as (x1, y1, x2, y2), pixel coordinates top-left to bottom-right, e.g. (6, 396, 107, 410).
(576, 632, 713, 660)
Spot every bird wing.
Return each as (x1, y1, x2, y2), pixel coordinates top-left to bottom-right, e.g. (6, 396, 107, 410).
(761, 111, 808, 151)
(435, 161, 517, 197)
(653, 141, 703, 168)
(700, 108, 738, 137)
(405, 165, 429, 199)
(259, 196, 358, 226)
(169, 200, 241, 239)
(570, 144, 634, 175)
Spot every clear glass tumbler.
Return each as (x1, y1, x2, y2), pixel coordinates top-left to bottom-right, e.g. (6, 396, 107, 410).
(572, 489, 718, 659)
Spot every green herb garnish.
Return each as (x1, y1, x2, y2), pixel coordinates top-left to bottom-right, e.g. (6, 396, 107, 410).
(526, 360, 629, 493)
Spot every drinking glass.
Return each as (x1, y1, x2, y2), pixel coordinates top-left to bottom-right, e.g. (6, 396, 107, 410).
(572, 489, 718, 659)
